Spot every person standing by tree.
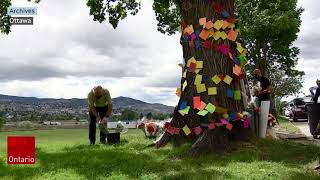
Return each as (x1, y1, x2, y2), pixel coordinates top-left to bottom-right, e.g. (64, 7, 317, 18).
(88, 86, 113, 145)
(310, 80, 320, 104)
(252, 69, 272, 106)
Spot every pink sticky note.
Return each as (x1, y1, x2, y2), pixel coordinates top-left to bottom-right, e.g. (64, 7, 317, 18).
(194, 126, 202, 135)
(243, 118, 249, 128)
(190, 33, 197, 41)
(173, 128, 180, 135)
(193, 96, 201, 109)
(218, 44, 230, 55)
(220, 119, 228, 125)
(215, 123, 223, 127)
(208, 123, 216, 129)
(166, 128, 174, 135)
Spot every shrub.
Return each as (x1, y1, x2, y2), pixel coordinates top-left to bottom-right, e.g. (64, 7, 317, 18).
(17, 121, 34, 129)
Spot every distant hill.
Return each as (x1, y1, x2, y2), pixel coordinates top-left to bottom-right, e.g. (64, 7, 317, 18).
(0, 94, 174, 114)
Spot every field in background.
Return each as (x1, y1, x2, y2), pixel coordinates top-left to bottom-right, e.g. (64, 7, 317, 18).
(0, 129, 319, 180)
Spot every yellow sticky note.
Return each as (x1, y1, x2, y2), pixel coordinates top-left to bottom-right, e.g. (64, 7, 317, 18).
(228, 23, 235, 29)
(213, 31, 222, 40)
(240, 49, 247, 56)
(208, 87, 217, 95)
(178, 63, 183, 68)
(176, 88, 181, 97)
(194, 74, 202, 85)
(213, 20, 223, 30)
(212, 75, 221, 84)
(196, 61, 203, 69)
(236, 42, 244, 53)
(223, 75, 233, 85)
(220, 31, 228, 40)
(182, 71, 187, 78)
(187, 57, 196, 67)
(182, 81, 187, 91)
(208, 28, 215, 37)
(195, 69, 201, 74)
(182, 125, 191, 135)
(196, 84, 206, 93)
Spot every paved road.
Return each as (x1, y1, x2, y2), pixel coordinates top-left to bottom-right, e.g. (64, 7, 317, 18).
(292, 121, 320, 144)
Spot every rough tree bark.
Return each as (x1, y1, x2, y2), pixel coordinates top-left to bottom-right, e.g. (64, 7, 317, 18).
(156, 0, 248, 156)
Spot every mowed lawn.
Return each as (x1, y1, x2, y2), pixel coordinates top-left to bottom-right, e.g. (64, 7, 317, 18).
(0, 129, 319, 180)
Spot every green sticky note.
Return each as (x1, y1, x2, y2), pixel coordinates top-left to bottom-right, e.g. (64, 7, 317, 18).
(205, 103, 216, 113)
(197, 110, 209, 116)
(234, 90, 241, 101)
(179, 106, 190, 116)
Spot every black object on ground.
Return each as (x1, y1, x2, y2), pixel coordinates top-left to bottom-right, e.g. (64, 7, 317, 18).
(107, 133, 120, 144)
(306, 104, 320, 138)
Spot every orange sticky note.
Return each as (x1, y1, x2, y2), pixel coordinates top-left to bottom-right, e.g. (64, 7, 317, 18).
(226, 123, 233, 131)
(193, 96, 201, 109)
(212, 75, 221, 84)
(206, 21, 214, 29)
(199, 101, 207, 111)
(199, 29, 209, 40)
(228, 29, 238, 41)
(208, 87, 217, 95)
(184, 25, 194, 35)
(199, 17, 206, 26)
(222, 20, 229, 29)
(213, 20, 223, 30)
(223, 75, 233, 85)
(176, 88, 181, 97)
(233, 65, 242, 76)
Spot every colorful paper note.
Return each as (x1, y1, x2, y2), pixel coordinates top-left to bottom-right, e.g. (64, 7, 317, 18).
(199, 30, 209, 40)
(226, 123, 233, 131)
(199, 101, 207, 111)
(196, 84, 206, 93)
(222, 20, 229, 29)
(179, 106, 190, 116)
(236, 42, 244, 53)
(223, 75, 233, 85)
(194, 126, 202, 135)
(227, 89, 234, 98)
(179, 101, 188, 110)
(182, 125, 191, 135)
(218, 44, 230, 55)
(213, 2, 222, 13)
(221, 119, 228, 125)
(223, 114, 229, 119)
(212, 75, 221, 84)
(189, 41, 195, 48)
(213, 20, 223, 30)
(182, 81, 187, 91)
(244, 118, 249, 128)
(195, 39, 202, 49)
(220, 31, 228, 40)
(228, 29, 238, 42)
(190, 33, 197, 41)
(194, 74, 202, 85)
(199, 17, 206, 26)
(196, 61, 203, 69)
(208, 87, 217, 95)
(184, 25, 194, 35)
(228, 23, 235, 29)
(233, 64, 242, 76)
(187, 57, 196, 67)
(221, 9, 230, 18)
(208, 123, 216, 129)
(206, 21, 214, 29)
(183, 71, 187, 78)
(193, 96, 201, 109)
(195, 69, 201, 74)
(197, 110, 209, 116)
(234, 90, 241, 101)
(213, 31, 222, 40)
(206, 103, 216, 113)
(208, 29, 215, 37)
(189, 63, 196, 72)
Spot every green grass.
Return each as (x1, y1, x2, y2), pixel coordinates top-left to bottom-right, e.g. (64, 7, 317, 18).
(278, 116, 302, 134)
(0, 129, 319, 180)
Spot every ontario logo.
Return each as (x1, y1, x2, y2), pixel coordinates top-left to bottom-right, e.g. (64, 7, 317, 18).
(7, 136, 35, 164)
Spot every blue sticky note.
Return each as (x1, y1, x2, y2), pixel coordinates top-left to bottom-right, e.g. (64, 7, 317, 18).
(202, 75, 209, 83)
(227, 89, 234, 98)
(195, 30, 201, 36)
(234, 58, 240, 65)
(195, 39, 202, 49)
(222, 9, 230, 18)
(229, 112, 237, 121)
(179, 101, 188, 110)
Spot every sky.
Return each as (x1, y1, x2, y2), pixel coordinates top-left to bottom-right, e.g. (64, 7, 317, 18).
(0, 0, 318, 106)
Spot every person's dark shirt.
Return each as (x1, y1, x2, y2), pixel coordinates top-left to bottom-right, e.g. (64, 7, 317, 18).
(314, 87, 320, 103)
(258, 76, 271, 101)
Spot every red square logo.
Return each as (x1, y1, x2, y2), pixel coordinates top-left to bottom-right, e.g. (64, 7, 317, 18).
(7, 136, 35, 164)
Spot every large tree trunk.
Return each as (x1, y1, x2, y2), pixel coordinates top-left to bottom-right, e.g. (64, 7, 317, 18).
(156, 0, 248, 156)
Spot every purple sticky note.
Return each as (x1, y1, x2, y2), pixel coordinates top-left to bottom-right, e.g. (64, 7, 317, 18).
(220, 119, 228, 125)
(190, 33, 197, 41)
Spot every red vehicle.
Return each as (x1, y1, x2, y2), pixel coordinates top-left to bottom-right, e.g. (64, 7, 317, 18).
(288, 97, 313, 121)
